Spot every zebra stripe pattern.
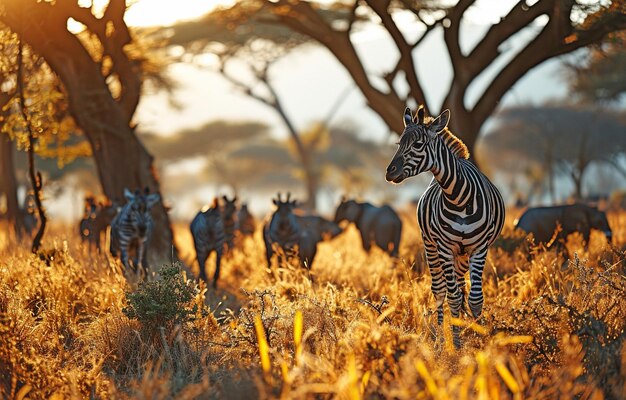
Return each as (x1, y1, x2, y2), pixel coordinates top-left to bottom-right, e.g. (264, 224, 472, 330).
(221, 195, 237, 251)
(386, 106, 505, 348)
(263, 193, 301, 268)
(110, 188, 160, 277)
(190, 198, 226, 288)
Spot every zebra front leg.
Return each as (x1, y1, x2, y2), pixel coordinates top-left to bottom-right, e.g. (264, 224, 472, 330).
(135, 240, 148, 279)
(440, 251, 463, 349)
(424, 242, 446, 347)
(120, 245, 131, 275)
(213, 250, 222, 289)
(468, 248, 488, 319)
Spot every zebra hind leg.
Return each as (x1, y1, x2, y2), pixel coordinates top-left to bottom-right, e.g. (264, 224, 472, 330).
(213, 250, 222, 289)
(441, 255, 463, 349)
(196, 250, 209, 283)
(455, 254, 470, 317)
(468, 249, 488, 319)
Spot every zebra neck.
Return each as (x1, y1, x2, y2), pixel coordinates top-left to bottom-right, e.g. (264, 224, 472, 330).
(431, 146, 470, 207)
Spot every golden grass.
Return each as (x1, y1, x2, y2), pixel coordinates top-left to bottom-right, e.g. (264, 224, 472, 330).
(1, 209, 625, 399)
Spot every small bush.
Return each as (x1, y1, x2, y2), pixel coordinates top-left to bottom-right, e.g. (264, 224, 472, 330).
(123, 263, 200, 339)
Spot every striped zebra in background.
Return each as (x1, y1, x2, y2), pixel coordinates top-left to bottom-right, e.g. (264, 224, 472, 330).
(263, 193, 301, 268)
(190, 198, 225, 288)
(110, 188, 160, 278)
(236, 203, 256, 237)
(220, 195, 237, 251)
(385, 106, 505, 348)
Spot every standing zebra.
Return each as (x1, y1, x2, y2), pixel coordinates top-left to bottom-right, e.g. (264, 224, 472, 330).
(385, 106, 505, 348)
(236, 203, 256, 237)
(110, 188, 160, 278)
(190, 198, 226, 288)
(263, 193, 301, 268)
(221, 195, 237, 251)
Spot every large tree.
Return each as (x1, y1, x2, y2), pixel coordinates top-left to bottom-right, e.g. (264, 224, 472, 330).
(0, 0, 176, 263)
(190, 0, 626, 161)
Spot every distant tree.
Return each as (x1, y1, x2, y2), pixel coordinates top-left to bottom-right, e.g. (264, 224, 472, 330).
(140, 121, 271, 194)
(141, 119, 391, 202)
(165, 2, 359, 209)
(179, 0, 626, 165)
(0, 1, 177, 262)
(567, 31, 626, 103)
(479, 104, 626, 202)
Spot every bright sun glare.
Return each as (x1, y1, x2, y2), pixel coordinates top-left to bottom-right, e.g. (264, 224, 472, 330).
(124, 0, 234, 27)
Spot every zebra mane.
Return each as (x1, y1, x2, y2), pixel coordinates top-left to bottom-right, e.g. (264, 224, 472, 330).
(422, 115, 469, 159)
(439, 127, 470, 159)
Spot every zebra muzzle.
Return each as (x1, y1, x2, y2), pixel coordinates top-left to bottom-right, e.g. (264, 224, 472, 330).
(385, 159, 404, 183)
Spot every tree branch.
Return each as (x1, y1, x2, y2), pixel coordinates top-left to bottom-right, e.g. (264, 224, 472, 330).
(365, 0, 427, 109)
(262, 0, 404, 133)
(464, 0, 555, 82)
(17, 37, 47, 253)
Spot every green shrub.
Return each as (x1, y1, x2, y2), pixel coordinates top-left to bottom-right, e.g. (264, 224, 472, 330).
(123, 264, 199, 338)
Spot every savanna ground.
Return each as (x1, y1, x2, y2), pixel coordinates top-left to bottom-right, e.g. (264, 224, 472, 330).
(1, 207, 625, 399)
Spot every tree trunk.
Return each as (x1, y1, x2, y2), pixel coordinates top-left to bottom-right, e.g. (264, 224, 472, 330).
(0, 134, 22, 238)
(1, 1, 176, 266)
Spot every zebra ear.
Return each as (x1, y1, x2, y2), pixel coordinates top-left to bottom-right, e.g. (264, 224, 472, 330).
(272, 198, 278, 206)
(430, 109, 450, 134)
(403, 107, 412, 127)
(416, 106, 425, 124)
(146, 193, 160, 209)
(123, 188, 134, 202)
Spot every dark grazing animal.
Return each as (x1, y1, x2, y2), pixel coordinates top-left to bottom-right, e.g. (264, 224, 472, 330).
(79, 195, 98, 248)
(295, 215, 343, 268)
(92, 200, 120, 251)
(221, 195, 238, 251)
(20, 193, 38, 237)
(385, 106, 505, 348)
(237, 203, 256, 237)
(190, 198, 226, 288)
(515, 204, 612, 254)
(110, 188, 160, 277)
(334, 198, 402, 257)
(263, 193, 301, 268)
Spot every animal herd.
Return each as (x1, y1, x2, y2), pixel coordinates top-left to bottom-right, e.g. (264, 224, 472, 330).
(71, 106, 615, 348)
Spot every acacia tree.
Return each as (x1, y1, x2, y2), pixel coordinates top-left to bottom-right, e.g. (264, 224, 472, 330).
(0, 0, 176, 262)
(204, 0, 626, 160)
(567, 30, 626, 103)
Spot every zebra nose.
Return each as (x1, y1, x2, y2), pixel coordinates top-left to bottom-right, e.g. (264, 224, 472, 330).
(386, 159, 403, 182)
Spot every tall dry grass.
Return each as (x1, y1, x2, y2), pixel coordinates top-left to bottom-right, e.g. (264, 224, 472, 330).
(0, 209, 625, 399)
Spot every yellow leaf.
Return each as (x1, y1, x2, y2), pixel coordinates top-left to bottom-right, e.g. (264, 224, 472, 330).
(254, 315, 271, 383)
(294, 310, 303, 365)
(495, 361, 520, 393)
(16, 384, 31, 400)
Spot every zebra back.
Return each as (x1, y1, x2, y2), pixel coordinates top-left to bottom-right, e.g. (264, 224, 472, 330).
(190, 202, 226, 255)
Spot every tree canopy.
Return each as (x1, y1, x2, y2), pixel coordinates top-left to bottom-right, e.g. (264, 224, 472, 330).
(567, 31, 626, 103)
(169, 0, 626, 160)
